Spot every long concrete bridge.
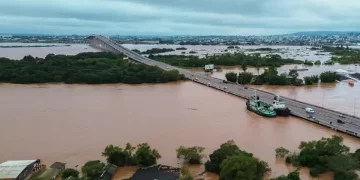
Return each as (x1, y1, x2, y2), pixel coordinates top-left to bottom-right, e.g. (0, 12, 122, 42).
(88, 35, 360, 138)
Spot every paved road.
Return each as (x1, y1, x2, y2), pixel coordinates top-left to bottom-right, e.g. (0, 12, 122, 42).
(92, 35, 360, 138)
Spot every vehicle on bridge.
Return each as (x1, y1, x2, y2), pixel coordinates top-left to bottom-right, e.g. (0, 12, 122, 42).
(337, 119, 346, 124)
(306, 107, 315, 114)
(246, 92, 277, 118)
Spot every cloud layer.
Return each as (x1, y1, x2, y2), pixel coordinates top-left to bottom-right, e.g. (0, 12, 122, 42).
(0, 0, 359, 35)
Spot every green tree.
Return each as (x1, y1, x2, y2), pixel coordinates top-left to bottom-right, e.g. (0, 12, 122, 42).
(304, 76, 313, 85)
(241, 62, 247, 72)
(271, 170, 300, 180)
(102, 143, 136, 166)
(179, 166, 193, 180)
(0, 52, 183, 85)
(225, 72, 237, 83)
(288, 70, 299, 84)
(81, 160, 105, 180)
(334, 171, 358, 180)
(275, 147, 290, 158)
(328, 154, 355, 172)
(238, 72, 253, 84)
(320, 71, 340, 83)
(283, 136, 356, 178)
(205, 140, 254, 174)
(62, 168, 80, 179)
(176, 146, 205, 164)
(133, 143, 161, 167)
(219, 154, 270, 180)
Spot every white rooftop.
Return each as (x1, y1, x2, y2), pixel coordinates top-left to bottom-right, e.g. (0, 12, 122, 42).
(335, 69, 350, 74)
(0, 160, 37, 179)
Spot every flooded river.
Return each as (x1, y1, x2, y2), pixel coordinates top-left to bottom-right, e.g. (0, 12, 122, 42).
(0, 82, 360, 180)
(1, 44, 360, 179)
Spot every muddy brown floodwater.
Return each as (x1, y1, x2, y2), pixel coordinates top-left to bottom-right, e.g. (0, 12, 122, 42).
(0, 82, 360, 180)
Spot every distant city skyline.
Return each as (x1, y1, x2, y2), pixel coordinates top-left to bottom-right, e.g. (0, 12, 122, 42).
(0, 0, 359, 36)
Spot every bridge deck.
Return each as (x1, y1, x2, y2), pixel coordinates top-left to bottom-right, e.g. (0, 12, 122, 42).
(90, 35, 360, 138)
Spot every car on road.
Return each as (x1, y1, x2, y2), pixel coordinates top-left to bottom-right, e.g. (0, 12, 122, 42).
(339, 114, 346, 118)
(244, 86, 248, 89)
(207, 82, 210, 86)
(305, 107, 315, 114)
(337, 119, 345, 124)
(166, 66, 169, 69)
(224, 86, 227, 89)
(223, 80, 229, 83)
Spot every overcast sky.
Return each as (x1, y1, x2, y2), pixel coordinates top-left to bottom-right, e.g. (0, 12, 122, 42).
(0, 0, 359, 35)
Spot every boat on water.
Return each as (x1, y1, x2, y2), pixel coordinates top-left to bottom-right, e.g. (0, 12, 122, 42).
(246, 91, 277, 118)
(272, 95, 291, 116)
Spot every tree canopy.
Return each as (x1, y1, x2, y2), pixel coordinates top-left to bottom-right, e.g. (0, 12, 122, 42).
(152, 53, 303, 68)
(204, 140, 270, 180)
(323, 45, 360, 64)
(320, 71, 340, 83)
(102, 143, 161, 167)
(270, 170, 301, 180)
(219, 154, 270, 180)
(179, 166, 194, 180)
(62, 168, 80, 179)
(0, 52, 184, 84)
(278, 135, 359, 179)
(176, 146, 205, 164)
(81, 160, 105, 180)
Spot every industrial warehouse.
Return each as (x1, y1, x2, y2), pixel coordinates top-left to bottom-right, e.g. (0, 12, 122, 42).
(0, 160, 41, 180)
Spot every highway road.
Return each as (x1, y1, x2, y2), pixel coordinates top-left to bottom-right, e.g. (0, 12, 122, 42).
(92, 35, 360, 138)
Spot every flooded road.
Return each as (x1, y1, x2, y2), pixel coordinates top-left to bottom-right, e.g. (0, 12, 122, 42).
(0, 82, 360, 180)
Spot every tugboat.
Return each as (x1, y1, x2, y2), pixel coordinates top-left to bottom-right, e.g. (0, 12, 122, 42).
(272, 95, 291, 117)
(246, 91, 277, 118)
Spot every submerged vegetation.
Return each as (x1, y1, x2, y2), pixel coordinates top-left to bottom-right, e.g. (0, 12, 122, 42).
(151, 53, 303, 68)
(205, 140, 271, 179)
(176, 146, 205, 164)
(323, 45, 360, 64)
(225, 64, 339, 86)
(276, 135, 359, 180)
(0, 52, 184, 84)
(102, 143, 161, 167)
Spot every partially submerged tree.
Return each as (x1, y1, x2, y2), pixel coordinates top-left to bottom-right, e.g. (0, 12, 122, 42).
(62, 168, 80, 179)
(81, 160, 105, 180)
(275, 147, 290, 158)
(134, 143, 161, 167)
(102, 143, 161, 167)
(176, 146, 205, 164)
(179, 166, 194, 180)
(220, 154, 270, 180)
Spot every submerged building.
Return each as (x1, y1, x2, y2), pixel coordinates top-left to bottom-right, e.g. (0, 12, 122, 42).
(0, 159, 41, 180)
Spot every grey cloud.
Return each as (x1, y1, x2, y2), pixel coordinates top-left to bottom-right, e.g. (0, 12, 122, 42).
(0, 0, 359, 35)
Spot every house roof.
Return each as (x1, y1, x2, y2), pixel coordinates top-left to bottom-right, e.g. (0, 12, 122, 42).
(99, 164, 117, 180)
(49, 162, 66, 170)
(0, 160, 38, 179)
(129, 165, 179, 180)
